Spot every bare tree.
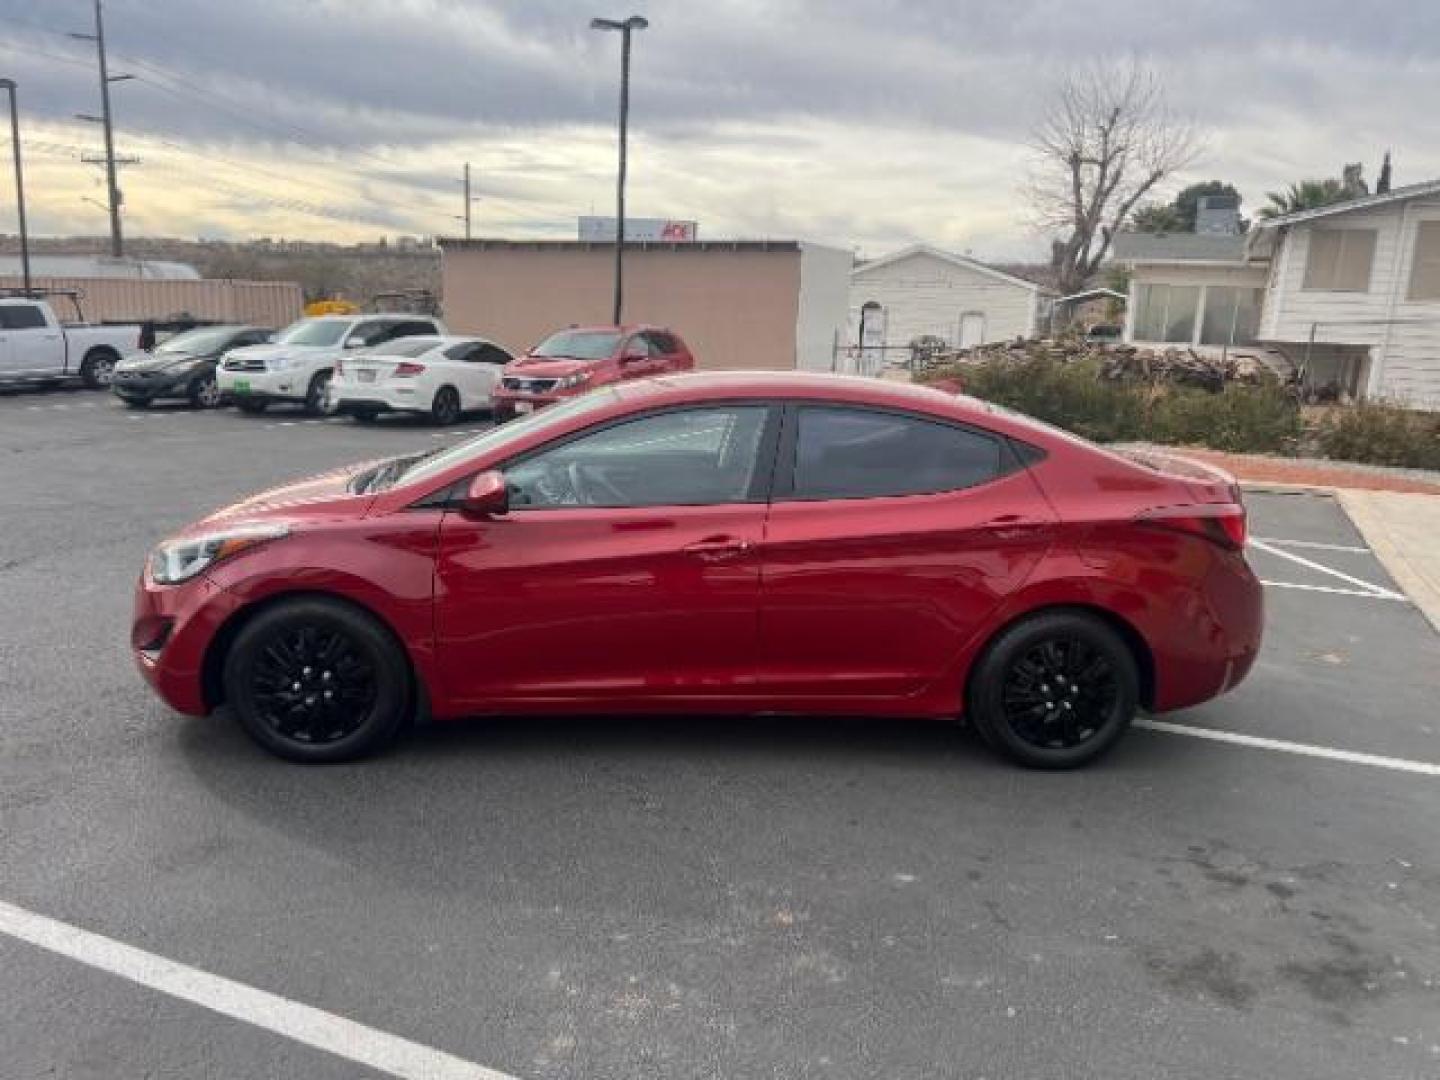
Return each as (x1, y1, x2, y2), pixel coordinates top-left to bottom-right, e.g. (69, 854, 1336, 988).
(1028, 61, 1201, 294)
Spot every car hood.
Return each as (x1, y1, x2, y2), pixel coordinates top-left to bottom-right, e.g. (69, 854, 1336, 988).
(188, 459, 382, 533)
(226, 343, 333, 363)
(120, 350, 208, 371)
(506, 356, 596, 378)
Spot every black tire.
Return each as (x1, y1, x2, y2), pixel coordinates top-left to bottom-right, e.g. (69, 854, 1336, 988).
(431, 385, 461, 425)
(120, 396, 150, 409)
(79, 348, 119, 389)
(236, 398, 268, 415)
(967, 611, 1138, 769)
(304, 370, 335, 416)
(222, 597, 411, 763)
(352, 409, 381, 424)
(189, 372, 223, 408)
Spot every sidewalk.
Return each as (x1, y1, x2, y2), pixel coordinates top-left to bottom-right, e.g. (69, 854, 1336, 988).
(1167, 447, 1440, 633)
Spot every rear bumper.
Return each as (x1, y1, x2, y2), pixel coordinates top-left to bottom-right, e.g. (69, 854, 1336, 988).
(332, 383, 428, 414)
(132, 570, 242, 717)
(1151, 549, 1264, 711)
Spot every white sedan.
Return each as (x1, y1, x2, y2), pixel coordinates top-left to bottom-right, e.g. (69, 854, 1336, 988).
(330, 336, 514, 425)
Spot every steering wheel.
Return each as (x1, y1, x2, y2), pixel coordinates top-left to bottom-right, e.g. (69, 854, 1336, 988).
(567, 461, 628, 506)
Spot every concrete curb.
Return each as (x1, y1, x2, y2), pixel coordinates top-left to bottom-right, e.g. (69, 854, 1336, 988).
(1335, 489, 1440, 636)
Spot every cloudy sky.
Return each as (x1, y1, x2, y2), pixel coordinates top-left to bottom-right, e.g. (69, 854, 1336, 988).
(0, 0, 1437, 261)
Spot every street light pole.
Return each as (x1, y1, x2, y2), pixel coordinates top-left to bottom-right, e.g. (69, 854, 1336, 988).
(590, 15, 648, 325)
(463, 161, 472, 241)
(0, 78, 30, 293)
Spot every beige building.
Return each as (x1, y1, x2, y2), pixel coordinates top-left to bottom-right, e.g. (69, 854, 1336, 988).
(438, 239, 852, 371)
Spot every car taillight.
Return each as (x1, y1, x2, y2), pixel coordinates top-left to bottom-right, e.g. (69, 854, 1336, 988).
(394, 362, 426, 377)
(1136, 504, 1247, 550)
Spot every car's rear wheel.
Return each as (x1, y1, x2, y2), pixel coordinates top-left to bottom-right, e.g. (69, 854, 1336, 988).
(304, 370, 336, 416)
(967, 611, 1137, 769)
(189, 373, 223, 408)
(222, 598, 411, 763)
(121, 396, 149, 409)
(236, 398, 267, 415)
(431, 386, 461, 425)
(352, 408, 381, 424)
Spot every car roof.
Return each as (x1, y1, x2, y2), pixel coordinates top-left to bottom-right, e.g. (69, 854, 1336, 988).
(545, 324, 670, 335)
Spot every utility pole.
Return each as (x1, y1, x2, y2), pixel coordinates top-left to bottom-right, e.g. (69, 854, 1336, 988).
(464, 162, 472, 240)
(0, 79, 30, 293)
(590, 16, 648, 324)
(71, 0, 133, 257)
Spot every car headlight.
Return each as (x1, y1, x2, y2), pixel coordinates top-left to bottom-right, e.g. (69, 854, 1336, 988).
(148, 522, 290, 585)
(554, 372, 591, 390)
(161, 357, 200, 373)
(266, 354, 293, 371)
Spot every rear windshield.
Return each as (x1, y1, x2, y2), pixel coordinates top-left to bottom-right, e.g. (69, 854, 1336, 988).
(362, 337, 441, 358)
(155, 326, 243, 354)
(531, 330, 622, 360)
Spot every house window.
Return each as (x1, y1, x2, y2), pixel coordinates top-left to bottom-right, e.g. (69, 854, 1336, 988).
(1407, 220, 1440, 301)
(1200, 287, 1264, 346)
(1133, 284, 1200, 344)
(1302, 228, 1377, 292)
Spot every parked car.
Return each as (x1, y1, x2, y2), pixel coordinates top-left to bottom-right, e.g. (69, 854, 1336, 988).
(112, 325, 273, 409)
(215, 313, 445, 415)
(133, 371, 1262, 767)
(330, 335, 514, 425)
(0, 296, 143, 389)
(490, 325, 694, 420)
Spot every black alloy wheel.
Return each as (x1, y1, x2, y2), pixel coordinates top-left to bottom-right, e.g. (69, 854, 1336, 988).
(431, 386, 461, 425)
(968, 611, 1137, 769)
(223, 598, 411, 762)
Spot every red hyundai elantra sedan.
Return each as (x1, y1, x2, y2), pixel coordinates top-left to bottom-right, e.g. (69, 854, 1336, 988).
(133, 372, 1262, 768)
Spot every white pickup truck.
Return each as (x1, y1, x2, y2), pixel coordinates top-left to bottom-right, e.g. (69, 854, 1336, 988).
(0, 296, 143, 389)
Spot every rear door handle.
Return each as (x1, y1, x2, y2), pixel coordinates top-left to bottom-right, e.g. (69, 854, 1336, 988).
(682, 535, 753, 560)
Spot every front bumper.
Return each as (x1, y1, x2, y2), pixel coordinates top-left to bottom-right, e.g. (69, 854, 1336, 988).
(491, 385, 577, 419)
(216, 367, 305, 402)
(112, 368, 194, 401)
(132, 569, 243, 716)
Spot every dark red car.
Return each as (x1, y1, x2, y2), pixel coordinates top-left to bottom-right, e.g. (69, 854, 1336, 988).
(133, 372, 1262, 767)
(490, 324, 694, 420)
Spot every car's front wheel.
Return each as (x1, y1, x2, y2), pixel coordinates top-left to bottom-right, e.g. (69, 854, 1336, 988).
(236, 398, 267, 415)
(967, 611, 1138, 769)
(222, 598, 412, 763)
(304, 371, 336, 416)
(189, 373, 223, 408)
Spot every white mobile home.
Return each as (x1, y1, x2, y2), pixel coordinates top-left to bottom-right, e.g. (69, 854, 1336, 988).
(847, 245, 1052, 371)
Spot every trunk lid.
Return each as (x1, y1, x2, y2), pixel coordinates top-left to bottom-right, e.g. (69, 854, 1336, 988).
(1112, 446, 1242, 505)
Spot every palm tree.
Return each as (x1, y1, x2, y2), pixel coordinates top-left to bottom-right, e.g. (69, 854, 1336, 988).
(1257, 179, 1352, 220)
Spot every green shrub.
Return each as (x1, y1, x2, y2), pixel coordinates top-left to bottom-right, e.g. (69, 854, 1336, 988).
(1315, 403, 1440, 470)
(920, 358, 1302, 454)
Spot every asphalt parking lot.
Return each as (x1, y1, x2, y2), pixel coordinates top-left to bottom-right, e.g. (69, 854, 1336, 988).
(2, 384, 1437, 1080)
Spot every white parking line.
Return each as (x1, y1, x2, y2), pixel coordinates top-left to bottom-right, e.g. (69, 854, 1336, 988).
(1251, 536, 1372, 555)
(0, 899, 519, 1080)
(1247, 537, 1407, 601)
(1136, 718, 1440, 777)
(1259, 580, 1410, 601)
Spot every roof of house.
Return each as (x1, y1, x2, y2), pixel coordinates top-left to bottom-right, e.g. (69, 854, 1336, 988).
(1110, 232, 1247, 264)
(851, 243, 1053, 293)
(0, 254, 202, 280)
(1252, 177, 1440, 229)
(1056, 288, 1127, 304)
(437, 237, 807, 253)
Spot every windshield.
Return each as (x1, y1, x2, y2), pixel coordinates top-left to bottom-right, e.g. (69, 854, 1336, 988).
(395, 388, 623, 489)
(155, 326, 245, 355)
(530, 330, 623, 360)
(273, 319, 350, 347)
(363, 337, 440, 358)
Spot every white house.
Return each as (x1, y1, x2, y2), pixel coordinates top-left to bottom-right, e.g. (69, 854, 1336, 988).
(847, 245, 1052, 371)
(1115, 179, 1440, 406)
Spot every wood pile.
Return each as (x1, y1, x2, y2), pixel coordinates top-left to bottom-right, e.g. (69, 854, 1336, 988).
(919, 337, 1296, 391)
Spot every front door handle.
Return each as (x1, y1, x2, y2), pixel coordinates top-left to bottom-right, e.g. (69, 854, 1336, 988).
(682, 535, 753, 560)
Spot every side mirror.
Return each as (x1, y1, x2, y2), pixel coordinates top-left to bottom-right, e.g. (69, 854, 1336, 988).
(461, 470, 509, 518)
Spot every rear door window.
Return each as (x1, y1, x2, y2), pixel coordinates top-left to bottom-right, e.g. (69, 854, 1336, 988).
(785, 406, 1004, 500)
